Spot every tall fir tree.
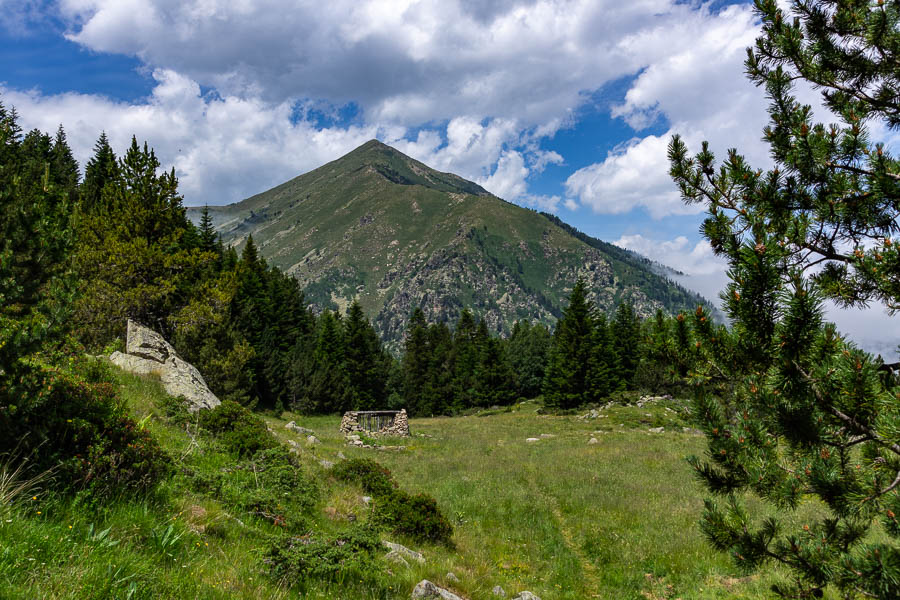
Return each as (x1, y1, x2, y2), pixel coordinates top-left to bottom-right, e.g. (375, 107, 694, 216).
(80, 132, 119, 214)
(543, 278, 596, 410)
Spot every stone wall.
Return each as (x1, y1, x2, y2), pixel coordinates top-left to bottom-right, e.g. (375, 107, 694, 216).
(340, 409, 409, 436)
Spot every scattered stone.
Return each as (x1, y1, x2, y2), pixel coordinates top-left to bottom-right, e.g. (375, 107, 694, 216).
(525, 437, 540, 443)
(384, 541, 425, 564)
(319, 459, 334, 469)
(411, 580, 463, 600)
(445, 572, 459, 583)
(588, 437, 599, 445)
(576, 408, 601, 421)
(362, 496, 372, 505)
(512, 593, 541, 600)
(492, 585, 506, 597)
(337, 451, 346, 460)
(648, 427, 665, 434)
(539, 433, 554, 439)
(285, 421, 314, 435)
(110, 319, 220, 412)
(385, 550, 410, 568)
(306, 435, 321, 445)
(287, 439, 298, 448)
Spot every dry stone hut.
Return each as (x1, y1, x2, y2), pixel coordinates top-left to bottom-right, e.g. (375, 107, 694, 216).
(340, 410, 409, 436)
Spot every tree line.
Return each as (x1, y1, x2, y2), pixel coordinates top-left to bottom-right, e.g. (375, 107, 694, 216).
(0, 106, 715, 420)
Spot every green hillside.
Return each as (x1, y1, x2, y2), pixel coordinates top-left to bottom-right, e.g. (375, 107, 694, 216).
(191, 140, 708, 342)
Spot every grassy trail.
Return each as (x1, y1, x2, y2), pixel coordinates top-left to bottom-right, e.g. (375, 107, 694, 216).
(531, 476, 603, 598)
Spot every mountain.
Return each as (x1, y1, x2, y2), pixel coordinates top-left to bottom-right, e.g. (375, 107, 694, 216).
(190, 140, 709, 344)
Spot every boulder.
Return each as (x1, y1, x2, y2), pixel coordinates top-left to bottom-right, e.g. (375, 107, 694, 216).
(285, 421, 314, 435)
(385, 550, 410, 567)
(411, 580, 463, 600)
(384, 541, 425, 564)
(110, 320, 219, 412)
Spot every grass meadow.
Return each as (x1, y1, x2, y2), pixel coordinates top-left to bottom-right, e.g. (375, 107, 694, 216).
(0, 370, 801, 599)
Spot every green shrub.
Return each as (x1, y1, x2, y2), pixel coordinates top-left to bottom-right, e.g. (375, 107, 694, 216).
(187, 446, 317, 532)
(265, 525, 383, 586)
(331, 458, 397, 497)
(0, 362, 171, 499)
(373, 490, 453, 546)
(199, 400, 276, 457)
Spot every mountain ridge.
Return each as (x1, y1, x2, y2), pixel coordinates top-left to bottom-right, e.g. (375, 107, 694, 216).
(190, 140, 710, 344)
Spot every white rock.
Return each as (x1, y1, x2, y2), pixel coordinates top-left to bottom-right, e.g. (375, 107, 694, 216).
(525, 438, 540, 443)
(492, 586, 507, 597)
(513, 593, 542, 600)
(411, 580, 462, 600)
(649, 427, 665, 434)
(588, 437, 599, 445)
(446, 572, 459, 583)
(384, 541, 425, 564)
(306, 435, 321, 445)
(110, 320, 220, 412)
(539, 433, 554, 439)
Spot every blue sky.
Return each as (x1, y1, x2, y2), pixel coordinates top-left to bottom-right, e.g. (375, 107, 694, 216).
(2, 0, 897, 355)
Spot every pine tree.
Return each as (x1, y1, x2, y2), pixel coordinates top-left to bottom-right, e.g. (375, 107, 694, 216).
(198, 204, 218, 253)
(50, 124, 79, 194)
(668, 2, 900, 597)
(402, 308, 431, 416)
(80, 132, 119, 213)
(344, 300, 388, 410)
(543, 278, 596, 409)
(506, 320, 552, 399)
(0, 103, 74, 391)
(612, 302, 640, 388)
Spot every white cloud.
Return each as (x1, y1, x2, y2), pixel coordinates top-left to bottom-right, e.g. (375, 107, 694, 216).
(3, 70, 382, 204)
(566, 135, 703, 219)
(566, 4, 769, 218)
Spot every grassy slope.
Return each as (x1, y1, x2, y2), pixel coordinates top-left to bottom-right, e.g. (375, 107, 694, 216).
(1, 368, 804, 599)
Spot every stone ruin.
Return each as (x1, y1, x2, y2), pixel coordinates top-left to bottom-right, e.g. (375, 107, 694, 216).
(340, 409, 409, 437)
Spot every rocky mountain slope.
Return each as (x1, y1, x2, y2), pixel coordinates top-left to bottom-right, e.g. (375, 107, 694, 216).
(191, 140, 709, 343)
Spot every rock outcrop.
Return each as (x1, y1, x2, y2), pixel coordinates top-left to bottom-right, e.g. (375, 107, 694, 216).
(110, 320, 220, 412)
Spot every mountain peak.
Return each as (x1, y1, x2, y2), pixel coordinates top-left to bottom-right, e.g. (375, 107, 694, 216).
(336, 139, 490, 197)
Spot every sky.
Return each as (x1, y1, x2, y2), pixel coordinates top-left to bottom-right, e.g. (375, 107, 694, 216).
(2, 0, 898, 357)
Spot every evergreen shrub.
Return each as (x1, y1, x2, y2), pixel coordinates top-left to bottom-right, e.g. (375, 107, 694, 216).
(199, 400, 276, 457)
(331, 458, 397, 497)
(265, 525, 382, 585)
(1, 362, 172, 499)
(372, 490, 453, 546)
(188, 446, 317, 532)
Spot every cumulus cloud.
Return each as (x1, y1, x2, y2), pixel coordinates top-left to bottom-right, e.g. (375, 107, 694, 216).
(5, 0, 777, 208)
(566, 4, 768, 218)
(3, 70, 382, 204)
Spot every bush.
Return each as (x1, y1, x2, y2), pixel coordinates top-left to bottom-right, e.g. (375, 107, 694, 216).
(373, 490, 453, 546)
(331, 458, 397, 497)
(187, 446, 318, 532)
(265, 525, 383, 586)
(0, 362, 172, 499)
(199, 400, 276, 457)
